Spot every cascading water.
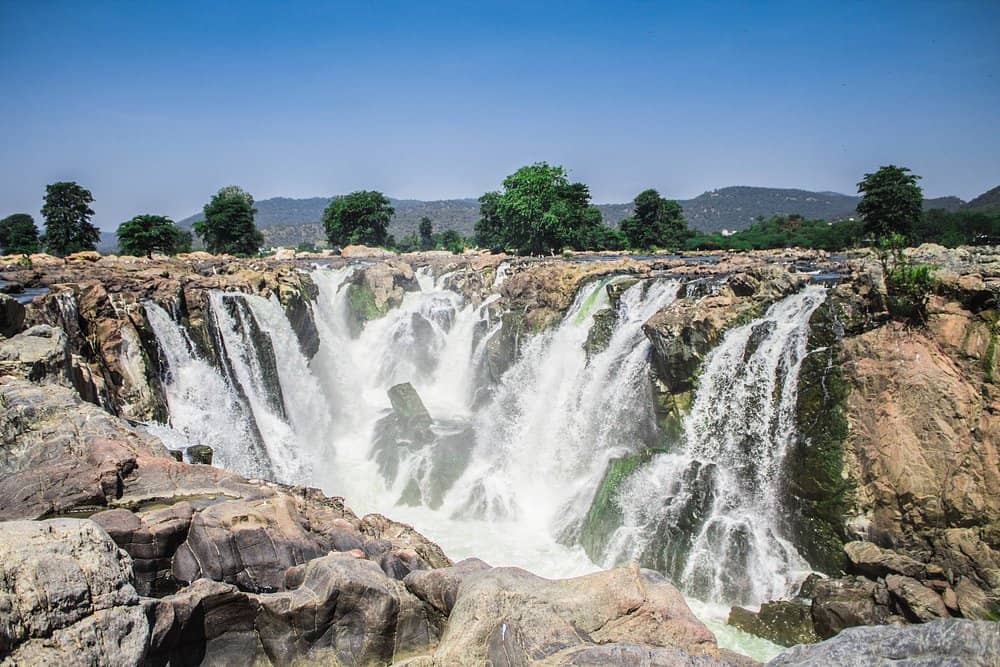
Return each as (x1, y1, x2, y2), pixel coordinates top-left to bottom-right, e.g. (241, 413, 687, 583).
(142, 263, 827, 661)
(602, 285, 827, 606)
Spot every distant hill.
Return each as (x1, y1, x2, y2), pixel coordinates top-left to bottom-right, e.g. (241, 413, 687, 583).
(962, 185, 1000, 213)
(172, 186, 968, 248)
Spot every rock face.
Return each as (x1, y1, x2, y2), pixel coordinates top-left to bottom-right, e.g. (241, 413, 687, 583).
(0, 293, 25, 337)
(0, 519, 149, 666)
(728, 601, 819, 647)
(767, 618, 1000, 666)
(415, 565, 751, 666)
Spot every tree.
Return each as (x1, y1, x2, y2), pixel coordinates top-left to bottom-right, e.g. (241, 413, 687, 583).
(857, 165, 923, 240)
(618, 189, 690, 250)
(437, 229, 465, 254)
(41, 182, 100, 256)
(116, 215, 191, 258)
(322, 191, 394, 248)
(418, 217, 434, 250)
(475, 163, 609, 254)
(194, 186, 263, 255)
(0, 214, 41, 255)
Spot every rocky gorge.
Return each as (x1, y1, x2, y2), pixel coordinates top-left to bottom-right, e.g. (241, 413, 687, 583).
(1, 245, 999, 665)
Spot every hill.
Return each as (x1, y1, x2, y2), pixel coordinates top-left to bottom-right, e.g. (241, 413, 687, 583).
(172, 186, 967, 248)
(962, 185, 1000, 213)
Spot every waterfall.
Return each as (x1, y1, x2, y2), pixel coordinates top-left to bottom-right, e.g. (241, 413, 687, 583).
(144, 302, 271, 478)
(142, 261, 826, 618)
(603, 286, 827, 606)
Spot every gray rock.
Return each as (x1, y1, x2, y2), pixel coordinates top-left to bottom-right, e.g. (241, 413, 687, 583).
(767, 618, 1000, 666)
(0, 324, 70, 382)
(404, 557, 492, 617)
(388, 382, 433, 427)
(186, 444, 214, 465)
(0, 519, 148, 666)
(844, 540, 928, 579)
(728, 600, 819, 647)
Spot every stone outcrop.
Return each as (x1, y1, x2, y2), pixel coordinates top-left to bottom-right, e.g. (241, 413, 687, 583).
(767, 618, 1000, 666)
(407, 564, 753, 666)
(0, 292, 25, 337)
(728, 601, 819, 647)
(0, 519, 149, 666)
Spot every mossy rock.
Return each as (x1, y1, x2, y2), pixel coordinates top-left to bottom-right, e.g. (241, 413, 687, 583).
(782, 296, 854, 574)
(583, 308, 616, 360)
(652, 387, 692, 447)
(606, 278, 640, 308)
(579, 450, 656, 562)
(346, 282, 387, 334)
(728, 600, 819, 647)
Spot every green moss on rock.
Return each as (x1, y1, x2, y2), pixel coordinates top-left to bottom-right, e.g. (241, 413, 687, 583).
(579, 450, 656, 562)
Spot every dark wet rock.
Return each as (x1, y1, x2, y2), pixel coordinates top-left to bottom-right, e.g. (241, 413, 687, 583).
(578, 450, 655, 561)
(810, 576, 891, 639)
(0, 292, 26, 337)
(186, 444, 214, 465)
(584, 307, 616, 359)
(766, 618, 1000, 666)
(728, 600, 819, 647)
(0, 519, 149, 665)
(389, 381, 433, 427)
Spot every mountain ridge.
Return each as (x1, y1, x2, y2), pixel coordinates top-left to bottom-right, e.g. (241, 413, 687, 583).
(168, 185, 976, 248)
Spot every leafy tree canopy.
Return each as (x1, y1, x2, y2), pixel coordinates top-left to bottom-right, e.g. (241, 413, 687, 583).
(474, 163, 612, 254)
(619, 189, 691, 250)
(194, 186, 263, 255)
(857, 165, 923, 239)
(117, 215, 191, 258)
(0, 213, 41, 255)
(41, 181, 100, 256)
(418, 216, 434, 250)
(322, 190, 395, 249)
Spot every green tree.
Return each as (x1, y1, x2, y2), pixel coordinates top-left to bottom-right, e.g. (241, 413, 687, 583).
(194, 186, 263, 255)
(418, 216, 434, 250)
(0, 214, 41, 255)
(856, 165, 923, 240)
(116, 215, 191, 258)
(475, 163, 608, 254)
(41, 182, 100, 256)
(618, 189, 690, 250)
(322, 190, 394, 248)
(437, 228, 465, 253)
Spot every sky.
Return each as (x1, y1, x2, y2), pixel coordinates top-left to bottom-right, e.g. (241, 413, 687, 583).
(1, 1, 998, 231)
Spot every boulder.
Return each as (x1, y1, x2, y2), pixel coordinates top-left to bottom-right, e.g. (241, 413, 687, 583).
(728, 600, 819, 647)
(254, 552, 439, 665)
(0, 292, 25, 337)
(0, 324, 70, 382)
(844, 540, 927, 579)
(423, 565, 745, 665)
(884, 574, 950, 622)
(810, 576, 890, 639)
(388, 382, 433, 427)
(403, 557, 492, 617)
(186, 444, 214, 465)
(0, 519, 148, 666)
(767, 618, 1000, 666)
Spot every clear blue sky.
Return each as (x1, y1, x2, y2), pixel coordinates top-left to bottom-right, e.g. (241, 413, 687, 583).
(1, 1, 998, 230)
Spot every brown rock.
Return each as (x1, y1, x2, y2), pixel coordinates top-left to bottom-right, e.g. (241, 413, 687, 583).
(844, 541, 927, 579)
(885, 574, 950, 622)
(810, 576, 890, 639)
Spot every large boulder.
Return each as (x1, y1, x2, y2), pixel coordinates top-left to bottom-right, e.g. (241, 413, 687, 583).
(727, 600, 819, 647)
(767, 618, 1000, 666)
(0, 324, 70, 382)
(421, 565, 750, 666)
(254, 553, 439, 665)
(0, 519, 148, 666)
(810, 576, 891, 639)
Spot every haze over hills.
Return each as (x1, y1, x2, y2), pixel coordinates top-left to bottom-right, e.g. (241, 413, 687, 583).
(962, 185, 1000, 213)
(171, 185, 971, 248)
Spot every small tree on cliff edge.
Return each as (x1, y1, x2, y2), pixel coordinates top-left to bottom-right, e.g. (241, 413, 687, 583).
(194, 186, 263, 255)
(117, 215, 192, 258)
(41, 181, 100, 256)
(0, 214, 41, 255)
(857, 165, 923, 241)
(322, 190, 395, 248)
